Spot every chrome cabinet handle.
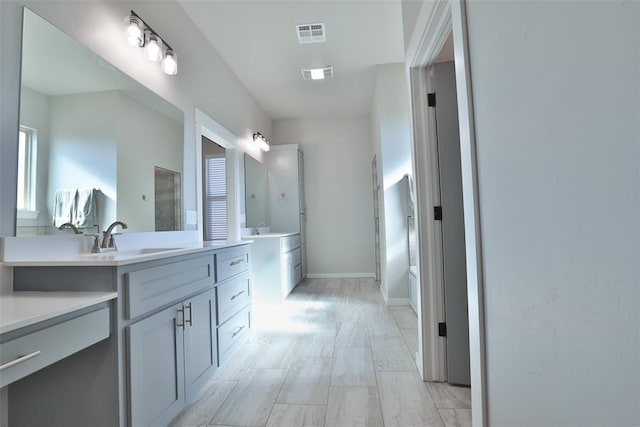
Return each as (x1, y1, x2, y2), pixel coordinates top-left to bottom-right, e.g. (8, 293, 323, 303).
(229, 259, 243, 266)
(176, 306, 185, 330)
(0, 351, 41, 371)
(185, 303, 193, 327)
(231, 325, 245, 337)
(230, 290, 245, 300)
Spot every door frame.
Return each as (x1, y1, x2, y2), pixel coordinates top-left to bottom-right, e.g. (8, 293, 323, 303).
(406, 1, 487, 425)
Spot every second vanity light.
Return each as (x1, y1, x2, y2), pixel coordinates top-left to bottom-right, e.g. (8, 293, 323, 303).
(125, 11, 178, 75)
(253, 132, 270, 152)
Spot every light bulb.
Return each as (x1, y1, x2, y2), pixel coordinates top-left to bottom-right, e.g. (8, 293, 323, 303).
(145, 34, 163, 62)
(125, 15, 144, 47)
(161, 49, 178, 75)
(310, 68, 325, 80)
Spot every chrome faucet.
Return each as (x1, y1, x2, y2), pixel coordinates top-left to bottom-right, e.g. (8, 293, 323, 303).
(58, 222, 82, 234)
(253, 223, 266, 235)
(101, 221, 128, 249)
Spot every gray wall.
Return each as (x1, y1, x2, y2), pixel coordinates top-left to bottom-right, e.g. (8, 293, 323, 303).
(274, 118, 375, 276)
(466, 1, 639, 424)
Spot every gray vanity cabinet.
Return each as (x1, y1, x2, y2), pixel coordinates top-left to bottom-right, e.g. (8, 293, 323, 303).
(128, 287, 217, 427)
(10, 243, 251, 427)
(128, 303, 185, 427)
(184, 288, 217, 401)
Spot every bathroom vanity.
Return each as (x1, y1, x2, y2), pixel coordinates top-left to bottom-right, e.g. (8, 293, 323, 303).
(242, 232, 301, 306)
(1, 240, 251, 427)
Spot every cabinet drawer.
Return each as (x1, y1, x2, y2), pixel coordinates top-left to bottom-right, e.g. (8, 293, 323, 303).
(0, 307, 110, 388)
(125, 254, 213, 319)
(281, 234, 300, 253)
(215, 246, 249, 283)
(217, 306, 251, 365)
(216, 273, 251, 325)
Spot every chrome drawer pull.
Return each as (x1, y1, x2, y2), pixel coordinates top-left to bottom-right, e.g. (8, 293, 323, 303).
(231, 325, 245, 337)
(230, 290, 245, 300)
(0, 351, 41, 371)
(229, 259, 243, 266)
(185, 303, 193, 327)
(176, 306, 185, 330)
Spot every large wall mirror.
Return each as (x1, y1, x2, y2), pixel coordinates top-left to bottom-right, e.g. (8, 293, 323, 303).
(244, 153, 268, 228)
(16, 8, 184, 236)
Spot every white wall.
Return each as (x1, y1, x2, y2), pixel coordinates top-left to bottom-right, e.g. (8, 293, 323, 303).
(465, 1, 639, 425)
(274, 118, 374, 276)
(48, 91, 118, 229)
(116, 91, 183, 232)
(371, 63, 413, 302)
(401, 0, 428, 51)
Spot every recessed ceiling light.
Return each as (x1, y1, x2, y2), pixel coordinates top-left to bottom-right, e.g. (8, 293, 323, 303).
(301, 66, 334, 81)
(310, 69, 325, 80)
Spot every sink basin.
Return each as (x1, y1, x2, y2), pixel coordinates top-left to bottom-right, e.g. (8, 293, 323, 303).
(137, 247, 184, 254)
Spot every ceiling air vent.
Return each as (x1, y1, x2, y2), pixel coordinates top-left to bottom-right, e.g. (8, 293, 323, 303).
(296, 23, 326, 44)
(301, 66, 333, 81)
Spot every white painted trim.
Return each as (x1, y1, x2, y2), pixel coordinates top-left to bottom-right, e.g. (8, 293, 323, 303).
(451, 2, 487, 424)
(194, 108, 240, 242)
(406, 0, 487, 425)
(306, 273, 375, 279)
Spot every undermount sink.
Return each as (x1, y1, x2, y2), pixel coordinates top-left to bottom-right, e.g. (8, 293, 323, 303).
(136, 247, 185, 254)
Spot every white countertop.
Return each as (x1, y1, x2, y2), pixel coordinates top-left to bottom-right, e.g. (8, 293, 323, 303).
(0, 291, 117, 334)
(2, 240, 250, 267)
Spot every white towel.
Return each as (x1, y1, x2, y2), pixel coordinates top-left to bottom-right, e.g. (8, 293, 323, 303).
(53, 189, 76, 227)
(74, 188, 97, 228)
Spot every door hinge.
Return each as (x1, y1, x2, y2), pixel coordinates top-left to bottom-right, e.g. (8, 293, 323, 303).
(438, 322, 447, 337)
(434, 206, 443, 221)
(427, 92, 436, 107)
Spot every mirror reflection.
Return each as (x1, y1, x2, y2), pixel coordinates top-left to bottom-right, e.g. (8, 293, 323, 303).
(244, 154, 268, 228)
(16, 8, 184, 236)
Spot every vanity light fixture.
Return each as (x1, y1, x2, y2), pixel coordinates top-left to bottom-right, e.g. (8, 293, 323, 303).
(145, 33, 163, 62)
(253, 132, 270, 152)
(124, 11, 177, 75)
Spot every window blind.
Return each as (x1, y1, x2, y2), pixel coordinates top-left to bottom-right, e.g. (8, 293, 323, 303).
(204, 156, 227, 241)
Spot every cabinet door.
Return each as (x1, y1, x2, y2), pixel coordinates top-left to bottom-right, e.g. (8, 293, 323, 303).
(184, 288, 217, 402)
(128, 303, 185, 427)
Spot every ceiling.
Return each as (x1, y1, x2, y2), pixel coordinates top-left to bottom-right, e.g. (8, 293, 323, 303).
(178, 0, 405, 120)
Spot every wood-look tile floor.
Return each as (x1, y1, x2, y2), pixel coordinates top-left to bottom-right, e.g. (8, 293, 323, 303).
(171, 278, 471, 427)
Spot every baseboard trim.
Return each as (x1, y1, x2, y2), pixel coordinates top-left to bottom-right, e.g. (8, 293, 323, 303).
(306, 273, 376, 279)
(386, 298, 410, 306)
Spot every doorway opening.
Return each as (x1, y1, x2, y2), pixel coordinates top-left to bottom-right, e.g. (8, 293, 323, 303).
(202, 137, 226, 241)
(154, 166, 182, 231)
(194, 108, 240, 242)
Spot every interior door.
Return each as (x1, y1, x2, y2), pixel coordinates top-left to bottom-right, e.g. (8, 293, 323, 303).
(433, 61, 470, 386)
